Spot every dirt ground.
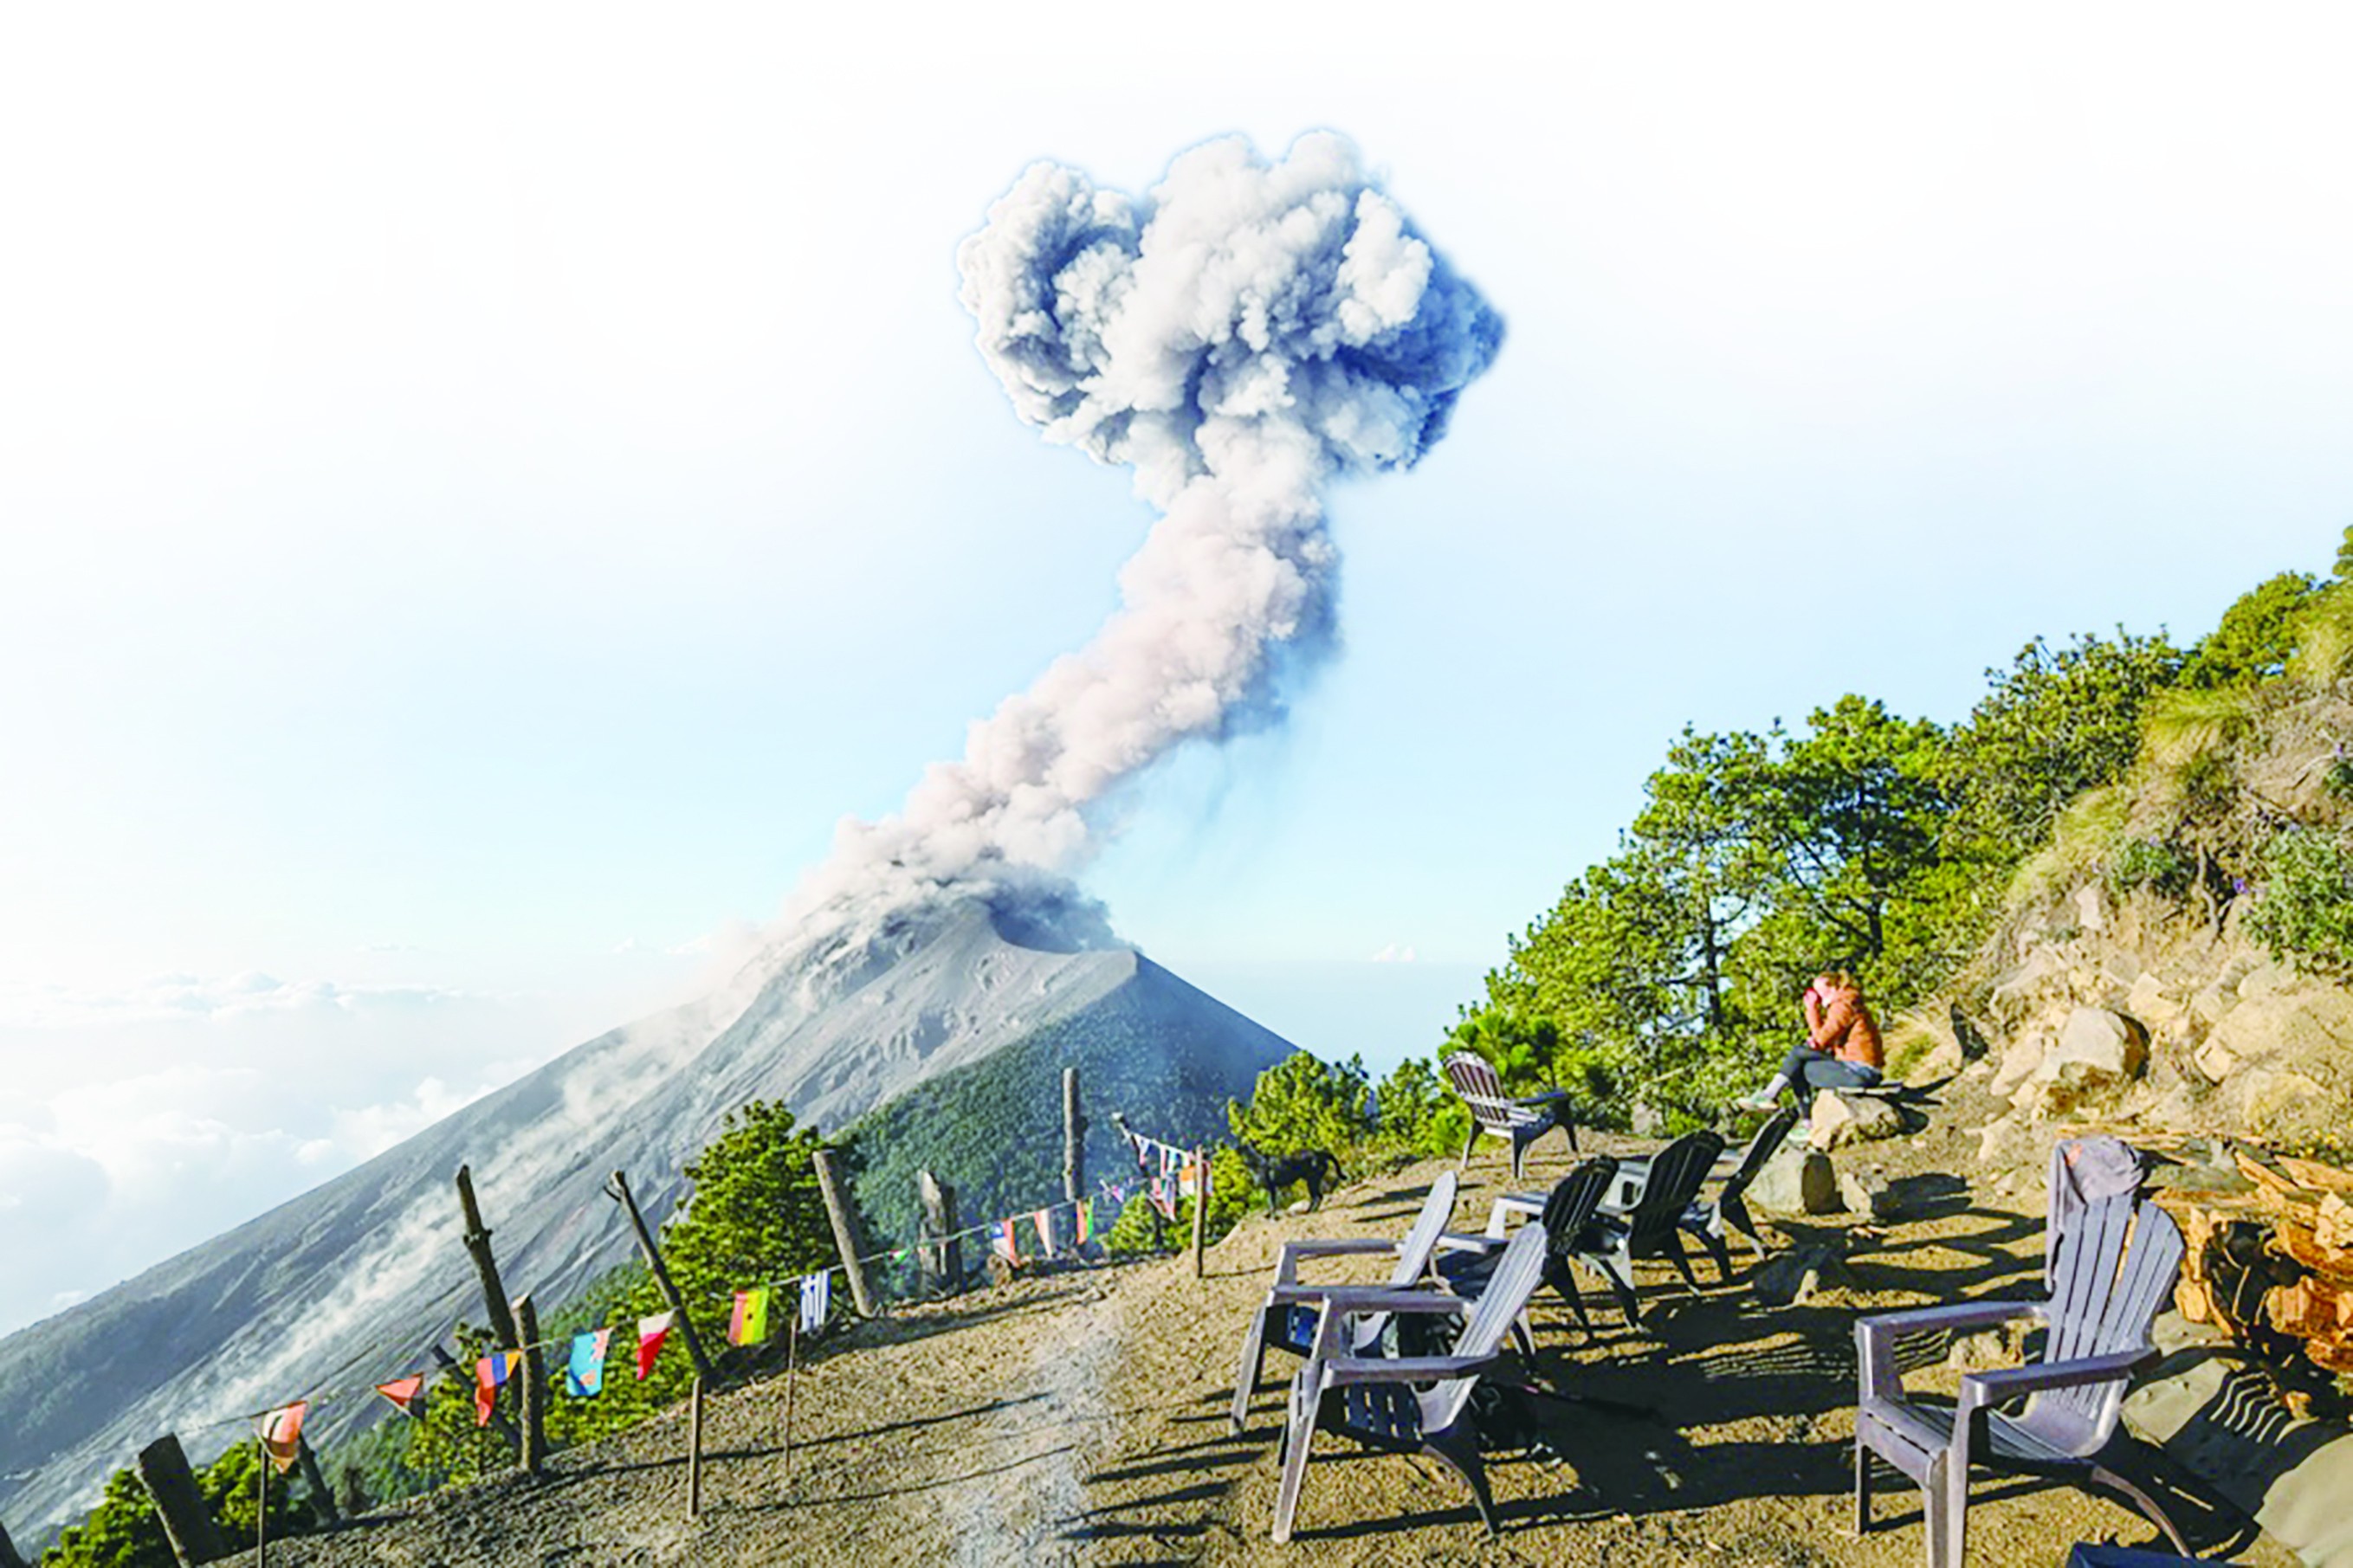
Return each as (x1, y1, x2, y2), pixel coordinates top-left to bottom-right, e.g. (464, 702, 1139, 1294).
(271, 1122, 2302, 1567)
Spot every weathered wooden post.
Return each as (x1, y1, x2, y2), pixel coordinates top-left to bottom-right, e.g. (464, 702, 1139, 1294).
(916, 1168, 961, 1294)
(810, 1149, 877, 1318)
(604, 1171, 714, 1379)
(295, 1433, 339, 1527)
(686, 1375, 705, 1519)
(1062, 1067, 1084, 1209)
(133, 1433, 229, 1567)
(513, 1294, 547, 1476)
(453, 1164, 542, 1463)
(781, 1309, 800, 1480)
(0, 1516, 26, 1568)
(1190, 1145, 1209, 1280)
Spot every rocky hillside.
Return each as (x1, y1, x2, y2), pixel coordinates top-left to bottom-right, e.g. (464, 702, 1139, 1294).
(1900, 676, 2353, 1186)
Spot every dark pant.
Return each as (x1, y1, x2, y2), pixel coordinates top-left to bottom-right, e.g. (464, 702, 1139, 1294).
(1777, 1045, 1882, 1108)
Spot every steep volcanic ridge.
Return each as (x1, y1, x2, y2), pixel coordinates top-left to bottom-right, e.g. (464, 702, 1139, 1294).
(0, 894, 1291, 1543)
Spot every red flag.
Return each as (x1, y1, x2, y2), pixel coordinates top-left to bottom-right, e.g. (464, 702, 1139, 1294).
(473, 1350, 520, 1427)
(258, 1402, 307, 1473)
(637, 1311, 675, 1380)
(992, 1217, 1022, 1265)
(372, 1375, 427, 1419)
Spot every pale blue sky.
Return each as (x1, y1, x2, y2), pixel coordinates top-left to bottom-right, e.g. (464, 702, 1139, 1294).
(3, 2, 2351, 1332)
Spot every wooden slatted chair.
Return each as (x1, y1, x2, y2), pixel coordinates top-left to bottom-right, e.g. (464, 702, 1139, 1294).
(1441, 1053, 1576, 1182)
(1438, 1155, 1620, 1335)
(1686, 1106, 1800, 1277)
(1270, 1221, 1551, 1543)
(1228, 1171, 1470, 1434)
(1853, 1171, 2189, 1567)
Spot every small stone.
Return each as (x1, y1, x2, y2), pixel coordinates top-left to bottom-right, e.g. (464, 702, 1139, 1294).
(2194, 1036, 2239, 1083)
(1749, 1142, 1840, 1216)
(1989, 1034, 2046, 1100)
(2050, 1006, 2149, 1083)
(2074, 884, 2109, 934)
(1838, 1166, 1902, 1223)
(1750, 1242, 1849, 1307)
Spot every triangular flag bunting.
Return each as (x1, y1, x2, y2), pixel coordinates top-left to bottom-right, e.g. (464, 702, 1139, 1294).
(728, 1287, 771, 1347)
(1031, 1208, 1055, 1257)
(992, 1217, 1022, 1265)
(636, 1312, 675, 1380)
(1075, 1196, 1096, 1244)
(373, 1375, 427, 1419)
(566, 1330, 611, 1397)
(258, 1402, 307, 1474)
(475, 1352, 513, 1427)
(798, 1271, 830, 1334)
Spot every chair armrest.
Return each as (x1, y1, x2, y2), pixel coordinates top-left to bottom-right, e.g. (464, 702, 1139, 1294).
(1300, 1287, 1474, 1314)
(1274, 1237, 1396, 1284)
(1435, 1231, 1503, 1254)
(1322, 1352, 1501, 1386)
(1515, 1090, 1572, 1106)
(1962, 1348, 2157, 1404)
(1484, 1193, 1542, 1238)
(1856, 1299, 2046, 1402)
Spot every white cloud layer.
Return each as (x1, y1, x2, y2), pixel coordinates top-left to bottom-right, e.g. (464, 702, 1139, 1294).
(0, 971, 472, 1030)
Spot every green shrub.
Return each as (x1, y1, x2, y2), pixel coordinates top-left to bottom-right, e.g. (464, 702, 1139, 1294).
(1366, 1056, 1473, 1163)
(2106, 837, 2195, 898)
(1226, 1052, 1372, 1165)
(2250, 827, 2353, 974)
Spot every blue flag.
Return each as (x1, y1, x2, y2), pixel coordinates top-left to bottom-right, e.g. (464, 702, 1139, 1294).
(566, 1329, 611, 1397)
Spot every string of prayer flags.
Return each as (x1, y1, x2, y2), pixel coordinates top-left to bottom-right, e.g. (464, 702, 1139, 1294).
(373, 1375, 427, 1419)
(729, 1287, 771, 1347)
(1075, 1195, 1096, 1245)
(1149, 1177, 1175, 1220)
(258, 1402, 307, 1473)
(566, 1330, 611, 1398)
(636, 1312, 675, 1380)
(1031, 1208, 1055, 1257)
(992, 1217, 1022, 1265)
(798, 1270, 830, 1334)
(475, 1350, 520, 1427)
(1179, 1154, 1204, 1199)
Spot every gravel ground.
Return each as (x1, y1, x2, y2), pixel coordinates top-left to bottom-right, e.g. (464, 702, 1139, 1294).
(268, 1130, 2298, 1567)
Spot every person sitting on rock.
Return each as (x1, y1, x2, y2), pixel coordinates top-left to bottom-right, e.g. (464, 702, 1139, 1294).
(1735, 969, 1884, 1112)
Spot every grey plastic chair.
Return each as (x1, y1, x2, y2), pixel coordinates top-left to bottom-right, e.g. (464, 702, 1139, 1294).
(1685, 1106, 1800, 1275)
(1270, 1220, 1550, 1543)
(1853, 1182, 2188, 1567)
(1442, 1053, 1575, 1181)
(1229, 1171, 1466, 1434)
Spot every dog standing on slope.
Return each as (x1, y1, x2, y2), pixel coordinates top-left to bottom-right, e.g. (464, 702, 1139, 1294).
(1234, 1142, 1343, 1216)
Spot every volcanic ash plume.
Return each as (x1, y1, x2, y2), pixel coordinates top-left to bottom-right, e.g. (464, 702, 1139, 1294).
(792, 132, 1502, 945)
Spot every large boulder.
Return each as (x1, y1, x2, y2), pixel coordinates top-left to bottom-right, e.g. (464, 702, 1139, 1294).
(1749, 1242, 1850, 1307)
(1809, 1091, 1906, 1150)
(1749, 1141, 1839, 1216)
(2051, 1006, 2149, 1082)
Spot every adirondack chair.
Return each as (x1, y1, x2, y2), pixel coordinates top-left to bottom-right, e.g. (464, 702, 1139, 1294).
(1229, 1171, 1467, 1434)
(1438, 1155, 1620, 1334)
(1270, 1220, 1551, 1543)
(1441, 1053, 1576, 1181)
(1853, 1178, 2189, 1567)
(1684, 1106, 1800, 1276)
(1568, 1129, 1724, 1327)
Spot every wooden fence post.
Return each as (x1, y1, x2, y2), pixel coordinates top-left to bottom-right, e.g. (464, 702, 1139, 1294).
(810, 1149, 877, 1318)
(1191, 1145, 1208, 1280)
(295, 1433, 339, 1527)
(605, 1170, 714, 1378)
(686, 1375, 705, 1520)
(133, 1434, 229, 1567)
(916, 1169, 961, 1294)
(513, 1294, 547, 1476)
(453, 1165, 541, 1463)
(1062, 1067, 1084, 1210)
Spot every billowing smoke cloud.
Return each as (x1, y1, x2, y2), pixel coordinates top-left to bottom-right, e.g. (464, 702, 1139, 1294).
(790, 133, 1501, 944)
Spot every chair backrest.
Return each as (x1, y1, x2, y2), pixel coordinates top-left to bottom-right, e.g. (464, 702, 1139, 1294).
(1419, 1222, 1549, 1432)
(1387, 1171, 1461, 1289)
(1539, 1156, 1619, 1262)
(1719, 1107, 1800, 1206)
(1442, 1053, 1522, 1132)
(2020, 1191, 2185, 1455)
(1623, 1131, 1725, 1242)
(2045, 1134, 2146, 1287)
